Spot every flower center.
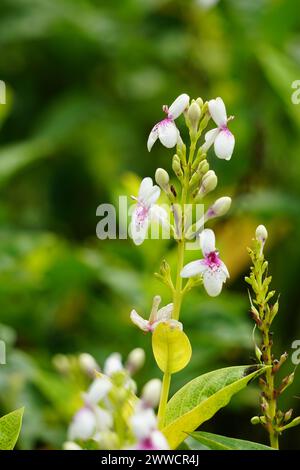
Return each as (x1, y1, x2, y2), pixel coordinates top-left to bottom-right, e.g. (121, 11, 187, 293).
(220, 124, 231, 135)
(136, 203, 149, 225)
(205, 251, 221, 269)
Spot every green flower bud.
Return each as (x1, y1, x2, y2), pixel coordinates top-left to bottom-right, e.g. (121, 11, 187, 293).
(196, 97, 203, 109)
(251, 416, 260, 425)
(155, 168, 170, 190)
(199, 170, 218, 196)
(284, 409, 293, 422)
(172, 154, 183, 178)
(187, 101, 201, 130)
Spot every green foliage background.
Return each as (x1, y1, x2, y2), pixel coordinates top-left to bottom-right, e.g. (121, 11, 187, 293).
(0, 0, 299, 449)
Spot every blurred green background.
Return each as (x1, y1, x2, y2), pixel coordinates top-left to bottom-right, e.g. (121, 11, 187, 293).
(0, 0, 300, 449)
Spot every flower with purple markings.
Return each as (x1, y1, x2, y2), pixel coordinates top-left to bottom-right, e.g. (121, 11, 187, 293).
(203, 97, 235, 160)
(147, 94, 190, 151)
(130, 177, 168, 245)
(181, 228, 229, 297)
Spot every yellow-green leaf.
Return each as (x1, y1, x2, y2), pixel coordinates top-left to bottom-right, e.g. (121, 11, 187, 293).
(189, 431, 275, 450)
(0, 407, 24, 450)
(152, 322, 192, 374)
(163, 365, 268, 449)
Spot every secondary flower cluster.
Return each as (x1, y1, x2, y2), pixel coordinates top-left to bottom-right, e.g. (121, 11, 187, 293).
(63, 350, 168, 450)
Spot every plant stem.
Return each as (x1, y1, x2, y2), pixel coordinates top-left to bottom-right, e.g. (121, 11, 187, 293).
(262, 328, 279, 449)
(157, 139, 193, 429)
(157, 371, 171, 429)
(173, 240, 185, 321)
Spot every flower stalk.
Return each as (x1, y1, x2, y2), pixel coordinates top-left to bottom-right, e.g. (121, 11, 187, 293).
(247, 226, 300, 449)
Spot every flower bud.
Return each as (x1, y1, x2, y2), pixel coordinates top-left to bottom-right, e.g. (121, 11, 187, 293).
(189, 170, 201, 189)
(52, 354, 70, 374)
(126, 348, 145, 374)
(206, 196, 232, 220)
(155, 168, 169, 190)
(187, 101, 201, 129)
(63, 441, 82, 450)
(251, 416, 260, 425)
(198, 159, 209, 174)
(284, 409, 293, 422)
(141, 378, 162, 408)
(104, 352, 123, 376)
(172, 154, 183, 178)
(199, 170, 218, 195)
(196, 97, 203, 109)
(256, 225, 268, 244)
(79, 353, 100, 376)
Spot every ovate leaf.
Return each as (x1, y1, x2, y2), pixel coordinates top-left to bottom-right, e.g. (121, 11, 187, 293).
(0, 407, 24, 450)
(152, 322, 192, 374)
(189, 431, 274, 451)
(163, 365, 268, 449)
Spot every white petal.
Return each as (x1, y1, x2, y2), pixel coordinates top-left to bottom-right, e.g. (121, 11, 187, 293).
(147, 125, 159, 152)
(158, 120, 178, 148)
(130, 309, 150, 332)
(85, 377, 112, 405)
(130, 211, 149, 246)
(104, 352, 123, 376)
(94, 407, 113, 432)
(214, 129, 235, 160)
(203, 269, 227, 297)
(156, 303, 173, 322)
(220, 260, 230, 279)
(200, 228, 216, 256)
(168, 93, 190, 119)
(208, 97, 227, 126)
(202, 128, 220, 152)
(131, 408, 157, 440)
(68, 408, 96, 441)
(138, 177, 154, 201)
(145, 186, 161, 206)
(149, 430, 170, 450)
(180, 260, 205, 278)
(149, 204, 169, 227)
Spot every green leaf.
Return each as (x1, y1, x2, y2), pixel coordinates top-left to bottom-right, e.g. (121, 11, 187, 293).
(152, 322, 192, 374)
(163, 365, 268, 449)
(0, 407, 24, 450)
(189, 431, 275, 451)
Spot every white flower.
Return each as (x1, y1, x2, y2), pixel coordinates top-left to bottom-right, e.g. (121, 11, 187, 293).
(203, 97, 235, 160)
(131, 408, 157, 440)
(130, 407, 169, 450)
(147, 94, 190, 151)
(68, 407, 96, 441)
(181, 229, 229, 297)
(103, 353, 123, 376)
(130, 295, 182, 332)
(84, 376, 112, 406)
(130, 177, 168, 246)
